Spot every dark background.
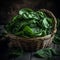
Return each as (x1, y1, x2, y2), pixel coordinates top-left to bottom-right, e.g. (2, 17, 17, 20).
(0, 0, 60, 24)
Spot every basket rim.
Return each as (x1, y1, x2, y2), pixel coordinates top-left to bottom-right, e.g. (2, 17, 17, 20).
(5, 33, 52, 40)
(5, 9, 57, 41)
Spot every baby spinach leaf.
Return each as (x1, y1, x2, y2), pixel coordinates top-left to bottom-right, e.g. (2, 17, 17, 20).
(34, 29, 47, 37)
(12, 15, 19, 21)
(23, 26, 35, 37)
(19, 8, 39, 19)
(37, 11, 46, 18)
(19, 8, 33, 19)
(42, 18, 49, 28)
(29, 12, 40, 20)
(19, 8, 33, 15)
(46, 17, 53, 25)
(35, 48, 57, 58)
(27, 19, 37, 28)
(50, 48, 57, 55)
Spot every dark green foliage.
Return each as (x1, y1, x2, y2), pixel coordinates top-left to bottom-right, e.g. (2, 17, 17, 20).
(5, 8, 53, 37)
(53, 18, 60, 44)
(35, 48, 57, 58)
(8, 47, 23, 57)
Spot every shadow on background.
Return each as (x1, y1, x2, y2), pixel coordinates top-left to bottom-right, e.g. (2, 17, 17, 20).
(0, 0, 60, 24)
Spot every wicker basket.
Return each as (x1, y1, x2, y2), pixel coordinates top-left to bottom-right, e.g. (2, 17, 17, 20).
(5, 9, 57, 52)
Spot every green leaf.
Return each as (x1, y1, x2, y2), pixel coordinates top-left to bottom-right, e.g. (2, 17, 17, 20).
(50, 48, 57, 55)
(12, 15, 19, 21)
(43, 18, 49, 28)
(19, 8, 33, 19)
(53, 35, 60, 44)
(8, 47, 23, 57)
(46, 17, 53, 24)
(19, 8, 39, 19)
(27, 19, 37, 28)
(19, 8, 33, 15)
(14, 31, 24, 36)
(37, 11, 46, 18)
(23, 26, 35, 37)
(34, 29, 47, 37)
(35, 48, 57, 58)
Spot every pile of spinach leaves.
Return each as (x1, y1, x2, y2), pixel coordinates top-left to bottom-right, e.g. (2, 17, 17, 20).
(5, 8, 53, 37)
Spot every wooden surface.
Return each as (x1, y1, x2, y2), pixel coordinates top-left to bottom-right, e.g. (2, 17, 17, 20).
(0, 25, 60, 60)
